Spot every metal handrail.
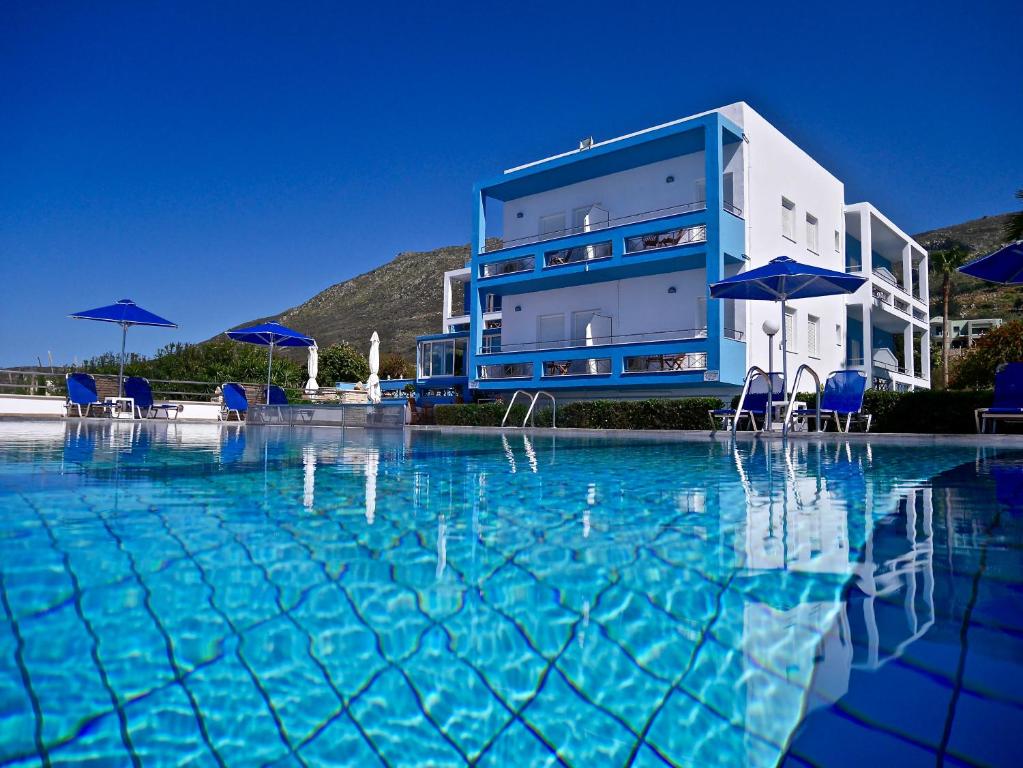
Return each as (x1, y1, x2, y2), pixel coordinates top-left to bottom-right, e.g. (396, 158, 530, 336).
(523, 391, 556, 428)
(732, 365, 770, 437)
(501, 390, 534, 427)
(783, 364, 822, 436)
(485, 201, 708, 252)
(480, 327, 745, 355)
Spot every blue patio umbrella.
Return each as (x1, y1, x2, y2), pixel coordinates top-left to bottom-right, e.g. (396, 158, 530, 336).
(958, 241, 1023, 285)
(70, 298, 177, 397)
(710, 256, 867, 398)
(226, 322, 315, 404)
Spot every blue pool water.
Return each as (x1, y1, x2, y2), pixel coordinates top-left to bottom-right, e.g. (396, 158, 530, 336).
(0, 421, 1021, 767)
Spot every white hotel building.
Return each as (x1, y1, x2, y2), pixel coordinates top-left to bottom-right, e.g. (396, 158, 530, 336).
(416, 102, 930, 403)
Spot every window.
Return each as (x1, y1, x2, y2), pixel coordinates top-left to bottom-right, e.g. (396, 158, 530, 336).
(419, 339, 467, 378)
(695, 296, 707, 336)
(784, 308, 797, 352)
(537, 313, 565, 348)
(806, 214, 819, 254)
(834, 230, 841, 252)
(807, 315, 820, 358)
(539, 213, 566, 241)
(782, 198, 796, 241)
(695, 178, 706, 204)
(572, 205, 608, 234)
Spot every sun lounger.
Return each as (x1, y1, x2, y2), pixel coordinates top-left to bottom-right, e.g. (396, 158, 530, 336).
(975, 363, 1023, 433)
(220, 382, 248, 421)
(790, 370, 871, 432)
(123, 377, 180, 419)
(709, 372, 782, 432)
(65, 373, 109, 417)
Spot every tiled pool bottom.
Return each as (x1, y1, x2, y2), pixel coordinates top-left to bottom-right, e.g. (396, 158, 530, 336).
(0, 423, 1020, 767)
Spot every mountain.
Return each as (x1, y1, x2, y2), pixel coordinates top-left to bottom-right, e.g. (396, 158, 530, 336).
(233, 244, 471, 361)
(913, 212, 1022, 321)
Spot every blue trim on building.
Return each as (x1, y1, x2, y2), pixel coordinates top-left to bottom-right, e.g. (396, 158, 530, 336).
(455, 111, 748, 397)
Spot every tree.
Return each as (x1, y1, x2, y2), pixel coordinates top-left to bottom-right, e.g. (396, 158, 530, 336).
(379, 352, 412, 380)
(1004, 188, 1023, 242)
(931, 245, 971, 389)
(318, 342, 369, 384)
(951, 320, 1023, 389)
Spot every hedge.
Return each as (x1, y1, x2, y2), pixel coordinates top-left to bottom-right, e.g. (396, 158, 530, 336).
(434, 389, 998, 434)
(435, 398, 723, 430)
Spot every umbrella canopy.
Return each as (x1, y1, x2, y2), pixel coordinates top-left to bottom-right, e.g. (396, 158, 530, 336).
(710, 256, 867, 403)
(366, 331, 381, 404)
(70, 298, 177, 397)
(958, 241, 1023, 285)
(226, 322, 315, 404)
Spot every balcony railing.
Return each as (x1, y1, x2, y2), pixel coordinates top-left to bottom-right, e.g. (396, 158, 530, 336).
(624, 224, 707, 255)
(894, 298, 910, 314)
(480, 255, 535, 279)
(478, 362, 533, 380)
(913, 308, 927, 321)
(624, 352, 708, 373)
(542, 358, 612, 377)
(544, 241, 612, 268)
(479, 327, 744, 355)
(485, 201, 708, 253)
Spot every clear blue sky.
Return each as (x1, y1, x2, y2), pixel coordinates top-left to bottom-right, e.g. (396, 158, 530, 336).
(2, 1, 1020, 366)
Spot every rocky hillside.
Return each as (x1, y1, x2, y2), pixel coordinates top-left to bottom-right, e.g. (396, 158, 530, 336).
(913, 212, 1021, 320)
(233, 244, 471, 361)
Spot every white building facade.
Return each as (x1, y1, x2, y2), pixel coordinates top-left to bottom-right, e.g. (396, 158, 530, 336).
(417, 103, 929, 402)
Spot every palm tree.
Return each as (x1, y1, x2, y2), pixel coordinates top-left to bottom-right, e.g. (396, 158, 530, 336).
(931, 245, 971, 388)
(1005, 188, 1023, 242)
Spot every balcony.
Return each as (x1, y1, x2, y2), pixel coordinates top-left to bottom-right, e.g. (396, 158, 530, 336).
(480, 326, 744, 355)
(473, 335, 747, 390)
(476, 203, 743, 292)
(485, 201, 709, 253)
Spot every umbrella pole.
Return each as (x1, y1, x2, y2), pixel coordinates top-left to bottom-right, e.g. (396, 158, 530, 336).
(118, 322, 128, 398)
(266, 342, 274, 404)
(780, 298, 788, 416)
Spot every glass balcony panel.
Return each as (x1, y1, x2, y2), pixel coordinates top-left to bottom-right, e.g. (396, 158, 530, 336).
(623, 352, 708, 373)
(544, 241, 612, 268)
(625, 224, 707, 254)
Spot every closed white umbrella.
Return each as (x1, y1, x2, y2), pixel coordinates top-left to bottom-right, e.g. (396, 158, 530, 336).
(367, 331, 381, 404)
(306, 345, 319, 393)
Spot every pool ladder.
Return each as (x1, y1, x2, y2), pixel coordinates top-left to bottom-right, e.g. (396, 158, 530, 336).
(501, 390, 557, 429)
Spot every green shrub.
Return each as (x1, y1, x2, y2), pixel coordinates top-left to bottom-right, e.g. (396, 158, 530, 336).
(951, 320, 1023, 389)
(436, 397, 722, 430)
(864, 389, 992, 433)
(434, 390, 996, 434)
(435, 403, 544, 426)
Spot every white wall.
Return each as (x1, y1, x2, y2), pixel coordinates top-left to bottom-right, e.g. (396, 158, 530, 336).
(737, 104, 848, 379)
(501, 154, 706, 243)
(501, 270, 709, 347)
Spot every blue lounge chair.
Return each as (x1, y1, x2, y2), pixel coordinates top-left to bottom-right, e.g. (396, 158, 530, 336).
(709, 372, 783, 432)
(65, 372, 108, 417)
(124, 377, 180, 419)
(220, 382, 248, 421)
(266, 385, 288, 406)
(791, 370, 871, 432)
(976, 363, 1023, 433)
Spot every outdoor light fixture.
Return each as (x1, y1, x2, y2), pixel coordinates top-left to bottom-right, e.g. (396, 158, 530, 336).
(515, 305, 522, 312)
(516, 212, 524, 219)
(665, 175, 675, 184)
(667, 286, 677, 294)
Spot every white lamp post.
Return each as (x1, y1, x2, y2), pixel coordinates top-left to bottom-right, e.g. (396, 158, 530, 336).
(762, 317, 781, 432)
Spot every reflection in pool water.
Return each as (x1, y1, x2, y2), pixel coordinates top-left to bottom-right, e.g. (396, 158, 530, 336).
(0, 421, 1020, 766)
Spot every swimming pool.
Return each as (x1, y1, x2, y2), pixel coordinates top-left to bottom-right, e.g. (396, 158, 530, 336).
(0, 421, 1020, 766)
